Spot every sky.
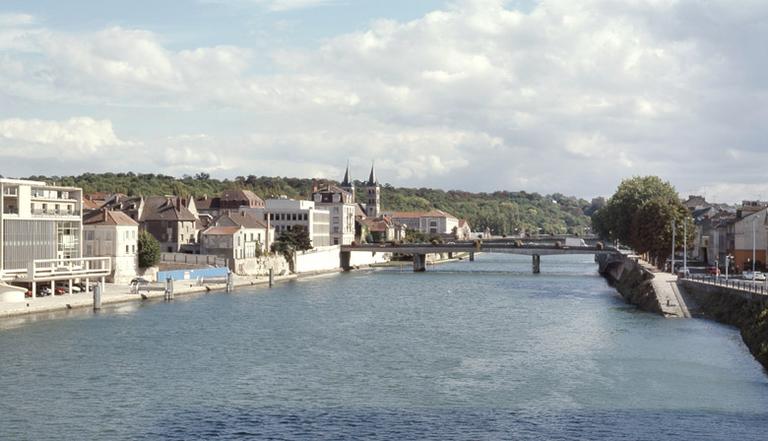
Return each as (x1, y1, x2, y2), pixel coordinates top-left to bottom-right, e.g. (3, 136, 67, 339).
(1, 0, 767, 202)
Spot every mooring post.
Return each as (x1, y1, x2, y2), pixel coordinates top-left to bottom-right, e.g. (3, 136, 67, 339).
(269, 268, 274, 288)
(93, 283, 102, 310)
(165, 277, 174, 301)
(469, 252, 475, 262)
(532, 254, 541, 274)
(226, 271, 233, 293)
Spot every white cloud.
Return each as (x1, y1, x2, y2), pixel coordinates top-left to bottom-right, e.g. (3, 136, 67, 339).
(3, 0, 768, 196)
(0, 117, 130, 158)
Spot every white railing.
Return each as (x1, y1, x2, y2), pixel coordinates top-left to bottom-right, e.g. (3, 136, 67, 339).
(27, 257, 111, 281)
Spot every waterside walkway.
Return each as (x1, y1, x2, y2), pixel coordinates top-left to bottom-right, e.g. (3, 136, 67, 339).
(0, 274, 298, 319)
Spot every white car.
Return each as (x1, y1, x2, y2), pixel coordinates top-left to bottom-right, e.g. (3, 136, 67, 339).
(743, 271, 766, 281)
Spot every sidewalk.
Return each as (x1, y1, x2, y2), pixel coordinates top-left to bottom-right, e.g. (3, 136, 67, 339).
(638, 260, 691, 318)
(0, 274, 298, 319)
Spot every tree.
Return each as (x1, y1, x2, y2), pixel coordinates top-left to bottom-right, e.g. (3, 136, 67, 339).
(137, 230, 161, 268)
(630, 196, 694, 267)
(592, 176, 679, 244)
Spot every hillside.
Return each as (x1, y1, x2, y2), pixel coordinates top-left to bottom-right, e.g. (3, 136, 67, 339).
(26, 172, 594, 235)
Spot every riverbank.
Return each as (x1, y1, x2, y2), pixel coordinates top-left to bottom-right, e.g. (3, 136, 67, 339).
(681, 279, 768, 371)
(597, 254, 689, 317)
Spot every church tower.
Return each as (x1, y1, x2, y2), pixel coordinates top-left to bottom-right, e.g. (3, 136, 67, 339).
(339, 161, 355, 201)
(365, 163, 380, 218)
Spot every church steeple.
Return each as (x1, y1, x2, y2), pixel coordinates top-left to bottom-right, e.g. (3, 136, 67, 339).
(340, 160, 355, 201)
(367, 163, 377, 186)
(365, 162, 380, 218)
(341, 161, 351, 187)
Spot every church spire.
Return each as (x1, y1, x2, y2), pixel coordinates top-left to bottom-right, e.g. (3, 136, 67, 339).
(367, 162, 377, 186)
(341, 161, 351, 187)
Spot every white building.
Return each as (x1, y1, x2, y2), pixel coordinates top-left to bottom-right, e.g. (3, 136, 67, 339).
(241, 198, 331, 248)
(0, 178, 110, 294)
(312, 183, 356, 246)
(201, 211, 272, 262)
(385, 209, 460, 236)
(83, 209, 139, 284)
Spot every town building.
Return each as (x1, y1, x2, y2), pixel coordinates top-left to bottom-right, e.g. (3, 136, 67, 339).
(139, 196, 201, 253)
(0, 179, 110, 293)
(385, 209, 460, 236)
(360, 216, 406, 243)
(733, 208, 768, 271)
(196, 189, 265, 218)
(312, 176, 356, 245)
(83, 209, 139, 283)
(241, 198, 331, 248)
(201, 211, 272, 261)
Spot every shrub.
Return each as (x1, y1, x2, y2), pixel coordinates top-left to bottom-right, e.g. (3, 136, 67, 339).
(138, 230, 160, 268)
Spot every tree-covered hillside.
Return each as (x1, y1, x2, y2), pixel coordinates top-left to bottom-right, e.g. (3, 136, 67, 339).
(28, 172, 593, 235)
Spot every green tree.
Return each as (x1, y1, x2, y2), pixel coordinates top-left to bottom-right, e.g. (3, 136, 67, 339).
(592, 176, 679, 244)
(137, 230, 161, 268)
(630, 196, 694, 267)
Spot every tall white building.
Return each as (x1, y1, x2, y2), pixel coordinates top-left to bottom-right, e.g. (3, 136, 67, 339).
(312, 172, 356, 246)
(1, 179, 110, 293)
(1, 179, 83, 276)
(241, 198, 331, 248)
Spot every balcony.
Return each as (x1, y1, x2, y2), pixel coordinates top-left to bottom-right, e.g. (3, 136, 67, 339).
(32, 209, 81, 218)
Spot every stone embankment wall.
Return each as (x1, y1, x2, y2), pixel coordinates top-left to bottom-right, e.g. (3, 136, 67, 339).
(234, 255, 291, 277)
(681, 281, 768, 371)
(597, 254, 661, 314)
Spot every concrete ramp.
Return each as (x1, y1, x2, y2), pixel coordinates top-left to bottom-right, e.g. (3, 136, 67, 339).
(649, 272, 691, 318)
(0, 283, 27, 303)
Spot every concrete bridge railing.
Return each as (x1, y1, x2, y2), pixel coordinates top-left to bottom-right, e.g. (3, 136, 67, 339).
(341, 242, 620, 273)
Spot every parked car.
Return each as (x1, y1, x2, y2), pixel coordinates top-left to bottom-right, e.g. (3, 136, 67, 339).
(742, 271, 766, 281)
(706, 266, 720, 275)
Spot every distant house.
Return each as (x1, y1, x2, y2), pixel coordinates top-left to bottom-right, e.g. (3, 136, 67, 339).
(312, 183, 356, 246)
(140, 196, 200, 253)
(83, 209, 139, 283)
(196, 189, 265, 218)
(360, 216, 406, 243)
(201, 211, 273, 260)
(456, 219, 472, 240)
(385, 210, 460, 236)
(733, 208, 768, 271)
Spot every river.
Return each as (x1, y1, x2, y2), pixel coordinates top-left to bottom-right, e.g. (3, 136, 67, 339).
(1, 254, 767, 440)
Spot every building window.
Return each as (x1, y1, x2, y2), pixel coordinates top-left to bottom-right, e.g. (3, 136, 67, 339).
(126, 245, 129, 254)
(85, 230, 94, 240)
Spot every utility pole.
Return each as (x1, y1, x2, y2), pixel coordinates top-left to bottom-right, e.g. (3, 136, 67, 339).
(671, 219, 676, 274)
(753, 215, 757, 281)
(683, 219, 688, 275)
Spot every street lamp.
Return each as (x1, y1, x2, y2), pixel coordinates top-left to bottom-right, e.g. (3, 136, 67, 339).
(671, 219, 676, 274)
(752, 215, 757, 282)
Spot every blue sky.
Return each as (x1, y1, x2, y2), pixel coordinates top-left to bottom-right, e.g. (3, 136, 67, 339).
(1, 0, 767, 201)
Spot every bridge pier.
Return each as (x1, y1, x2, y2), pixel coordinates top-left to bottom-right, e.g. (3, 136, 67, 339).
(413, 254, 427, 272)
(340, 251, 352, 271)
(469, 252, 475, 262)
(532, 254, 541, 274)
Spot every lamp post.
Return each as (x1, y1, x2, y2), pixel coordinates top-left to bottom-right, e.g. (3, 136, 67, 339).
(671, 219, 676, 274)
(683, 219, 688, 275)
(752, 215, 757, 282)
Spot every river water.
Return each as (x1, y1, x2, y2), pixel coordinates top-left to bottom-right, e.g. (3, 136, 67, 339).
(1, 254, 767, 440)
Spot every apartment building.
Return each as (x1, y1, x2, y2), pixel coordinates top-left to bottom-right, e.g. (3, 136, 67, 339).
(0, 179, 110, 292)
(83, 209, 139, 283)
(241, 198, 331, 248)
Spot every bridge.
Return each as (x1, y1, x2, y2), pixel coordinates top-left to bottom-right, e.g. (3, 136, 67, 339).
(340, 241, 619, 273)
